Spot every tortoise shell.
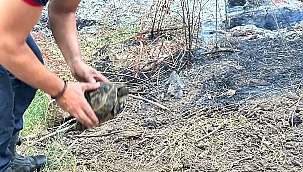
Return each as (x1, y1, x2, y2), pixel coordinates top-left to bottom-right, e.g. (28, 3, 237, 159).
(75, 82, 129, 130)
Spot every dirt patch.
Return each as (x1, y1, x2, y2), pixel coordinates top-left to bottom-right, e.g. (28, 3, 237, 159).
(44, 33, 303, 171)
(64, 96, 303, 171)
(190, 35, 303, 106)
(18, 1, 303, 171)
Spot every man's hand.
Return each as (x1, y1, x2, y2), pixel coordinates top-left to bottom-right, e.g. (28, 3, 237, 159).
(70, 59, 109, 83)
(0, 0, 103, 129)
(75, 82, 129, 131)
(56, 82, 101, 128)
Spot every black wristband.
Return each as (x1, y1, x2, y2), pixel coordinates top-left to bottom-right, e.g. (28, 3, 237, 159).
(51, 81, 68, 99)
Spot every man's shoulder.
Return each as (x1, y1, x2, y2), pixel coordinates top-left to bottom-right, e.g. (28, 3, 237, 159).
(23, 0, 49, 6)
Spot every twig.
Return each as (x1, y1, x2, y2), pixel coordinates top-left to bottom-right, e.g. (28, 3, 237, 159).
(288, 95, 302, 108)
(129, 94, 170, 111)
(30, 124, 75, 145)
(230, 155, 254, 168)
(182, 106, 209, 119)
(196, 125, 223, 142)
(146, 140, 176, 166)
(58, 140, 76, 161)
(201, 48, 240, 56)
(57, 118, 76, 131)
(59, 130, 86, 161)
(147, 140, 177, 165)
(286, 95, 302, 127)
(219, 148, 242, 157)
(73, 130, 122, 138)
(146, 125, 194, 166)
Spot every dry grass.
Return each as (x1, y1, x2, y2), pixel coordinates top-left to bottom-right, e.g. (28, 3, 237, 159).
(19, 1, 303, 171)
(19, 29, 303, 172)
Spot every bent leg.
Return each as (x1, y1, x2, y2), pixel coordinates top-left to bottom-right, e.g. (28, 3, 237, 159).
(0, 66, 14, 171)
(0, 34, 45, 172)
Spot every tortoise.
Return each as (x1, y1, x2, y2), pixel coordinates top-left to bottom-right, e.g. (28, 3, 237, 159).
(75, 82, 129, 131)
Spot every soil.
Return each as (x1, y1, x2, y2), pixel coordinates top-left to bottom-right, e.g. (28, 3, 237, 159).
(26, 1, 303, 171)
(50, 33, 303, 171)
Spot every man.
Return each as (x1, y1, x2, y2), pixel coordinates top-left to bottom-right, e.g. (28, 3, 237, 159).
(0, 0, 109, 171)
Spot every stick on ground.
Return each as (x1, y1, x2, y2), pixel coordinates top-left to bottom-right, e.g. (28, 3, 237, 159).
(129, 94, 170, 111)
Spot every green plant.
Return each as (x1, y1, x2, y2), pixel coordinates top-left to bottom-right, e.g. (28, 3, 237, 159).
(239, 117, 250, 125)
(22, 90, 49, 136)
(209, 139, 219, 146)
(43, 141, 77, 171)
(21, 90, 78, 171)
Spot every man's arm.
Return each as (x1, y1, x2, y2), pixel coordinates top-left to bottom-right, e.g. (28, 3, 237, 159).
(0, 0, 63, 97)
(0, 0, 99, 128)
(48, 0, 82, 67)
(48, 0, 109, 83)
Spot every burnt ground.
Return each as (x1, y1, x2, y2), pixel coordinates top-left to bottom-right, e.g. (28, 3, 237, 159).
(24, 22, 303, 171)
(42, 33, 303, 171)
(190, 34, 303, 106)
(14, 0, 303, 171)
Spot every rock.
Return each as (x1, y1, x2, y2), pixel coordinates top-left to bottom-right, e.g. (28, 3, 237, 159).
(289, 115, 302, 126)
(258, 103, 272, 111)
(79, 25, 100, 34)
(196, 143, 208, 150)
(262, 140, 272, 146)
(247, 0, 267, 6)
(226, 89, 236, 97)
(228, 0, 247, 7)
(143, 121, 157, 129)
(284, 143, 294, 149)
(291, 160, 301, 167)
(227, 7, 303, 30)
(230, 25, 264, 37)
(120, 130, 141, 139)
(167, 71, 186, 98)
